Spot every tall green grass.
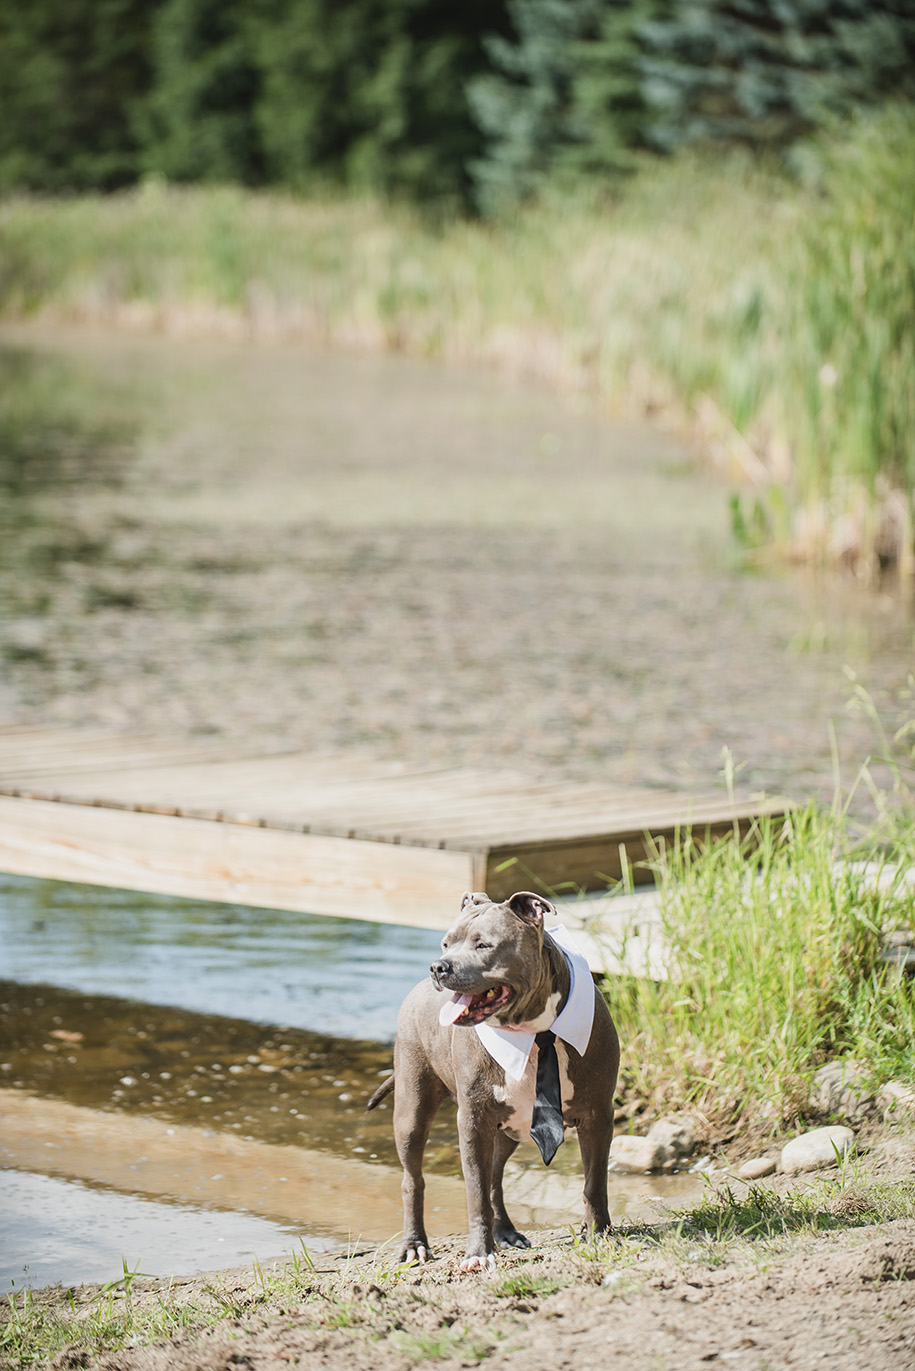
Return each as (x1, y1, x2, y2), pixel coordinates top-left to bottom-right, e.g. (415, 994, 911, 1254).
(0, 106, 912, 573)
(784, 106, 915, 575)
(605, 798, 915, 1134)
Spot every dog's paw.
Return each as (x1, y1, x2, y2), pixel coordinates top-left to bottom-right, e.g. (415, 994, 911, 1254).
(401, 1243, 431, 1264)
(459, 1252, 497, 1274)
(495, 1226, 531, 1250)
(580, 1218, 613, 1242)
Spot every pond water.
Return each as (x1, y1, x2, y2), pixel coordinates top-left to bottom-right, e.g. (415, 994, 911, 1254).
(1, 322, 911, 797)
(1, 1169, 334, 1291)
(0, 872, 438, 1043)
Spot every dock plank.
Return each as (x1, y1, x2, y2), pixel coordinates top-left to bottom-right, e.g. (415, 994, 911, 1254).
(0, 794, 472, 930)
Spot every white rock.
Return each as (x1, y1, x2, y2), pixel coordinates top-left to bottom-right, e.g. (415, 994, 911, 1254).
(876, 1080, 915, 1117)
(809, 1061, 874, 1121)
(609, 1134, 668, 1172)
(646, 1116, 696, 1161)
(737, 1156, 776, 1181)
(780, 1126, 855, 1175)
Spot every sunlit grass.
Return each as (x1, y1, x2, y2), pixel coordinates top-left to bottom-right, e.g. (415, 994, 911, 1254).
(581, 1171, 915, 1282)
(1, 1275, 226, 1367)
(0, 107, 911, 574)
(0, 1244, 319, 1367)
(604, 744, 915, 1132)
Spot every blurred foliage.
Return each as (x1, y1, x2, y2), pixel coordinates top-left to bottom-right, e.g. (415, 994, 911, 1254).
(466, 0, 606, 215)
(792, 105, 915, 499)
(137, 0, 263, 185)
(0, 0, 913, 206)
(0, 0, 158, 191)
(0, 0, 509, 204)
(249, 0, 507, 201)
(641, 0, 915, 153)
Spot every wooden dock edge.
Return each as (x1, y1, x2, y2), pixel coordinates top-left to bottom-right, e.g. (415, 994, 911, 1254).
(482, 812, 785, 900)
(0, 795, 472, 932)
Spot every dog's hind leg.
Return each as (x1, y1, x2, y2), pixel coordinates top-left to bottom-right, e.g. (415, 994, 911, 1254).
(393, 1065, 447, 1264)
(576, 1109, 613, 1235)
(491, 1130, 530, 1250)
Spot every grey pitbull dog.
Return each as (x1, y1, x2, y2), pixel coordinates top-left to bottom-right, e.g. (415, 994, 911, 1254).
(367, 890, 620, 1271)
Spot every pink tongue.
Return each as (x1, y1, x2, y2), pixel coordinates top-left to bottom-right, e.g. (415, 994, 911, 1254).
(439, 993, 474, 1026)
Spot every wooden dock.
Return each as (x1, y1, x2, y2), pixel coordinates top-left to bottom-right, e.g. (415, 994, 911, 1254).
(0, 726, 788, 972)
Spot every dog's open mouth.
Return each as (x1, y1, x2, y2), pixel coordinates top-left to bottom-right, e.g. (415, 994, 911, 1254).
(439, 984, 513, 1026)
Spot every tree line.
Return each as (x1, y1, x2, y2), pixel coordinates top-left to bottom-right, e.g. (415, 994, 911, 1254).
(1, 0, 912, 210)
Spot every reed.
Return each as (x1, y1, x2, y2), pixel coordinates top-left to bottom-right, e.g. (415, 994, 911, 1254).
(0, 106, 911, 573)
(605, 797, 915, 1134)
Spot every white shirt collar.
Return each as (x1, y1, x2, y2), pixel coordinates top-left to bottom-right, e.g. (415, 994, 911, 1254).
(474, 926, 595, 1082)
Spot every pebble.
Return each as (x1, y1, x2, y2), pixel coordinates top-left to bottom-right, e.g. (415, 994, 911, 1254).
(737, 1156, 776, 1181)
(780, 1125, 854, 1175)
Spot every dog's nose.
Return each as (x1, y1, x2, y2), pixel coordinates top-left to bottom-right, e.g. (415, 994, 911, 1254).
(430, 958, 453, 984)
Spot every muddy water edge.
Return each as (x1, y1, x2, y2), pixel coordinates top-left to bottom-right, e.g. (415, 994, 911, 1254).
(0, 898, 700, 1289)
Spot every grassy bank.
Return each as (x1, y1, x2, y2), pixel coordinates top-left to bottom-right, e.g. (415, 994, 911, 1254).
(1, 107, 912, 577)
(604, 721, 915, 1138)
(607, 809, 915, 1137)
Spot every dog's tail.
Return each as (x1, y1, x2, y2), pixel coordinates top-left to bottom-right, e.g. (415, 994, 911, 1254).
(366, 1071, 395, 1111)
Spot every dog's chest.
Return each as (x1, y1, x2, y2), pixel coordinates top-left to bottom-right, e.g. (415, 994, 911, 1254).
(493, 1040, 574, 1142)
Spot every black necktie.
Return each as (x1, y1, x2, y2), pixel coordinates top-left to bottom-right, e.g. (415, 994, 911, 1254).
(530, 1030, 564, 1165)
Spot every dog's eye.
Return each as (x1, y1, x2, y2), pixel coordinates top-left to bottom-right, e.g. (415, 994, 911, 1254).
(474, 942, 492, 952)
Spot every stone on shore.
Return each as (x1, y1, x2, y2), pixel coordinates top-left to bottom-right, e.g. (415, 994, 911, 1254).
(737, 1156, 776, 1181)
(780, 1126, 855, 1175)
(609, 1116, 696, 1172)
(609, 1135, 668, 1173)
(647, 1116, 696, 1163)
(877, 1081, 915, 1118)
(809, 1061, 874, 1122)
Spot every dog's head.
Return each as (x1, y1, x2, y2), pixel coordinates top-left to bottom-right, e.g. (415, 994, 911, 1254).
(431, 890, 558, 1027)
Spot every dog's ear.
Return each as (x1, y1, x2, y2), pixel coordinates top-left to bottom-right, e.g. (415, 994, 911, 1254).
(507, 891, 555, 926)
(461, 891, 490, 910)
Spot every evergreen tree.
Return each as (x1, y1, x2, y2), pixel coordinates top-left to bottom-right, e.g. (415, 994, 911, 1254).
(562, 0, 670, 177)
(251, 0, 504, 201)
(641, 0, 915, 151)
(466, 0, 604, 214)
(466, 0, 673, 212)
(137, 0, 263, 183)
(0, 0, 158, 192)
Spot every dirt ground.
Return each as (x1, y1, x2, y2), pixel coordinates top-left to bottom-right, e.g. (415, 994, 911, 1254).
(4, 1127, 909, 1371)
(117, 1232, 915, 1371)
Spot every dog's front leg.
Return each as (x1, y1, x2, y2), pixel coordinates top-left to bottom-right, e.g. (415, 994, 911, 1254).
(393, 1067, 447, 1264)
(456, 1104, 498, 1272)
(491, 1130, 530, 1249)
